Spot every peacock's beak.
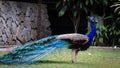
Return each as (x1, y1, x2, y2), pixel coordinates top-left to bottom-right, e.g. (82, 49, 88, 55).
(88, 16, 97, 24)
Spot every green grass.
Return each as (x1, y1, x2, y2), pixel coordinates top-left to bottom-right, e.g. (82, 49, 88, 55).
(0, 48, 120, 68)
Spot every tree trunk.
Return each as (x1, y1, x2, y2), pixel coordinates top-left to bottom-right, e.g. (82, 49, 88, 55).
(112, 35, 116, 46)
(73, 11, 81, 33)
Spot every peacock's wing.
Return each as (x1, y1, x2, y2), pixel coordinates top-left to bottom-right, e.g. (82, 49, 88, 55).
(0, 35, 69, 64)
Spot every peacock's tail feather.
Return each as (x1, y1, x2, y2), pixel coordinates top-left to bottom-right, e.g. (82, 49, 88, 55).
(0, 16, 96, 64)
(0, 35, 69, 64)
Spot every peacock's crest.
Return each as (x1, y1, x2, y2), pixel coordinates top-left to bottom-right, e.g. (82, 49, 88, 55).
(0, 16, 96, 64)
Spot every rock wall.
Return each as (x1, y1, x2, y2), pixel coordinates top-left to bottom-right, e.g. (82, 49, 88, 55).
(0, 1, 51, 46)
(40, 4, 51, 38)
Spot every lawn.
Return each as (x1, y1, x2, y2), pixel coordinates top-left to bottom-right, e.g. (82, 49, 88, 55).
(0, 48, 120, 68)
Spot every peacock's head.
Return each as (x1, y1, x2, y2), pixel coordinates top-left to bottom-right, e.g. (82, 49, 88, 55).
(88, 16, 97, 24)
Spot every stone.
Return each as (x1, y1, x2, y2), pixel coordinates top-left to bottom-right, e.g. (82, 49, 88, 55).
(19, 14, 25, 22)
(40, 4, 51, 38)
(23, 30, 31, 42)
(26, 7, 32, 17)
(1, 1, 11, 14)
(31, 22, 37, 29)
(22, 28, 31, 42)
(15, 21, 19, 27)
(0, 29, 2, 36)
(2, 34, 7, 42)
(30, 30, 37, 40)
(16, 25, 25, 44)
(11, 22, 17, 34)
(12, 40, 16, 45)
(12, 35, 16, 41)
(16, 40, 22, 45)
(6, 18, 12, 28)
(0, 37, 2, 41)
(7, 35, 13, 44)
(5, 28, 11, 36)
(0, 42, 4, 45)
(0, 18, 4, 28)
(0, 1, 51, 45)
(23, 21, 31, 28)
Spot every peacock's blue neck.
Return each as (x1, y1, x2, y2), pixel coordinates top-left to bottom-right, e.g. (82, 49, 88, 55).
(86, 21, 96, 44)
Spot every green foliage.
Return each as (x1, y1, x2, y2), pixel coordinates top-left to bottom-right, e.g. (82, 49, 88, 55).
(111, 2, 120, 15)
(105, 15, 120, 46)
(59, 5, 67, 16)
(56, 0, 109, 17)
(107, 21, 120, 36)
(94, 1, 120, 46)
(93, 20, 108, 46)
(56, 0, 110, 32)
(56, 0, 120, 46)
(107, 1, 120, 46)
(93, 14, 120, 46)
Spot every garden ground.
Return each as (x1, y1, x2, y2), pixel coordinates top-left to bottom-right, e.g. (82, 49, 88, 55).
(0, 47, 120, 68)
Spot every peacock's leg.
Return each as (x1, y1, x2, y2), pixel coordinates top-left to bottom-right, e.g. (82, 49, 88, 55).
(71, 49, 78, 63)
(71, 48, 80, 63)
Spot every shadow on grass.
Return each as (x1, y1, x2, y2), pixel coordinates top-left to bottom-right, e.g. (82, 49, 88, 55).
(37, 60, 71, 64)
(0, 60, 92, 65)
(35, 60, 91, 65)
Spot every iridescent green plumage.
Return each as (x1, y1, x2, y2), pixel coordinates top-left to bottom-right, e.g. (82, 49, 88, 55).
(0, 35, 69, 64)
(0, 16, 96, 64)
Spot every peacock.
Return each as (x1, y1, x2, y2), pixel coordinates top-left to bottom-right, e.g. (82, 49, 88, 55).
(0, 16, 96, 64)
